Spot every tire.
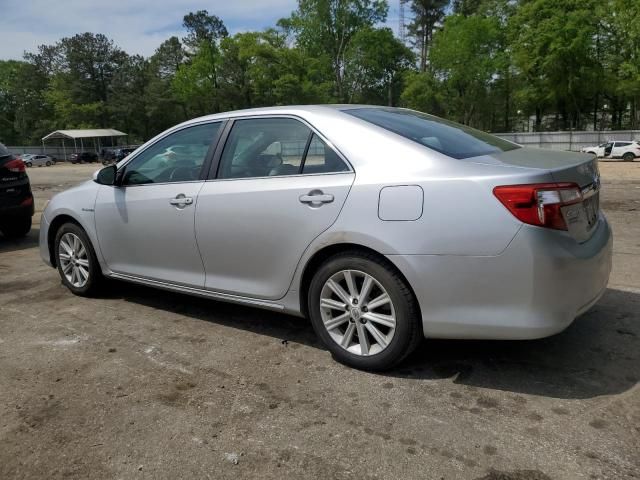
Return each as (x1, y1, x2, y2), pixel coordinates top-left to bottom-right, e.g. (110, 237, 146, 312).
(307, 251, 422, 371)
(46, 160, 52, 166)
(0, 215, 32, 238)
(25, 162, 32, 168)
(622, 152, 635, 162)
(54, 222, 102, 296)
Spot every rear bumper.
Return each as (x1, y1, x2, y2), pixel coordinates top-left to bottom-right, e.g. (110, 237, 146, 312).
(388, 214, 613, 340)
(0, 202, 34, 219)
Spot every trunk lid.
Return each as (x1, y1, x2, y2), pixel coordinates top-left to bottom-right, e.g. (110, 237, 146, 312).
(479, 147, 601, 243)
(477, 147, 599, 187)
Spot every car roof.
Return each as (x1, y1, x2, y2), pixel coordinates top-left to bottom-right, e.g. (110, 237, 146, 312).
(180, 104, 387, 125)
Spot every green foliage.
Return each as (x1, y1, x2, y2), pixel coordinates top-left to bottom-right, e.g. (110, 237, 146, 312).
(1, 0, 639, 146)
(344, 27, 415, 104)
(429, 14, 501, 125)
(282, 0, 388, 100)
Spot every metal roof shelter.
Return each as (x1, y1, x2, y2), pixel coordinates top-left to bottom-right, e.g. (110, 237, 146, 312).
(41, 129, 127, 160)
(42, 129, 127, 141)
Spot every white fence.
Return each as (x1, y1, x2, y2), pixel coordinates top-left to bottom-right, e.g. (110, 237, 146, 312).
(495, 130, 640, 152)
(8, 130, 640, 159)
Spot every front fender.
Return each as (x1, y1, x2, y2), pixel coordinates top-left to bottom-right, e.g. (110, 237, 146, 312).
(39, 181, 105, 271)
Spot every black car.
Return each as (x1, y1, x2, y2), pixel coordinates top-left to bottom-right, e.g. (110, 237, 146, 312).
(0, 143, 33, 238)
(70, 151, 99, 163)
(115, 147, 136, 161)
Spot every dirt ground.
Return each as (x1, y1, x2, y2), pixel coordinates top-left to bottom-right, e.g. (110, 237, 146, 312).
(0, 161, 638, 480)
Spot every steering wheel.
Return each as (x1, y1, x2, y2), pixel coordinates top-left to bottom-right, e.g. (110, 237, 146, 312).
(168, 166, 197, 182)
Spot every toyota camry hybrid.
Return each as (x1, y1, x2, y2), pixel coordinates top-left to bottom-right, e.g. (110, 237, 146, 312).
(39, 106, 612, 370)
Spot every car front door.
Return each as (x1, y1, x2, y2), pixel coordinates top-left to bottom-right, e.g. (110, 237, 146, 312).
(603, 142, 614, 157)
(195, 117, 355, 300)
(94, 121, 222, 287)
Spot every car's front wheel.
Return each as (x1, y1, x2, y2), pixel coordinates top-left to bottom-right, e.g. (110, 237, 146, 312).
(308, 251, 422, 371)
(46, 160, 52, 166)
(55, 223, 102, 296)
(25, 162, 32, 168)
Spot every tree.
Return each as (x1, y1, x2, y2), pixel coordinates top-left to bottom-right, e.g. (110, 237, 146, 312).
(343, 27, 415, 104)
(182, 10, 228, 51)
(400, 70, 445, 115)
(509, 0, 600, 130)
(406, 0, 448, 72)
(281, 0, 388, 101)
(429, 14, 501, 126)
(174, 11, 229, 114)
(452, 0, 483, 16)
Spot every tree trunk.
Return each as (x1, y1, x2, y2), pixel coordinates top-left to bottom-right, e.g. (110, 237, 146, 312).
(593, 92, 599, 131)
(504, 68, 510, 131)
(420, 28, 428, 72)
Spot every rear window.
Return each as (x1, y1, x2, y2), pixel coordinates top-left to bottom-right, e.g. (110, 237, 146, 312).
(345, 107, 519, 159)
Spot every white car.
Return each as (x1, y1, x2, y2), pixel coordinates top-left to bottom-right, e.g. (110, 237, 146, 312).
(581, 141, 640, 161)
(22, 154, 55, 167)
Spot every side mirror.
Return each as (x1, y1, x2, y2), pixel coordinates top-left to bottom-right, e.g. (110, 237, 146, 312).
(93, 165, 117, 186)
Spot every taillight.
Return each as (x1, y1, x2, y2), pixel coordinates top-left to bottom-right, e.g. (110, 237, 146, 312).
(493, 183, 582, 230)
(4, 158, 26, 173)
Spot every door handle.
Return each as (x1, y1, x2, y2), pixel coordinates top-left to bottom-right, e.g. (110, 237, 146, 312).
(299, 190, 334, 206)
(169, 194, 193, 207)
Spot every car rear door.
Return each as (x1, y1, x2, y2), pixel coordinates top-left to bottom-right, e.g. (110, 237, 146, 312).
(611, 141, 631, 158)
(94, 121, 223, 287)
(195, 116, 355, 300)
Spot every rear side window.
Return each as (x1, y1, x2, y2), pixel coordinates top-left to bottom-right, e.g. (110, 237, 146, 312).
(302, 134, 350, 174)
(615, 142, 631, 147)
(217, 118, 349, 179)
(345, 108, 519, 159)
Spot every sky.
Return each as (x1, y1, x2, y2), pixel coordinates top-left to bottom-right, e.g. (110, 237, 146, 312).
(0, 0, 401, 60)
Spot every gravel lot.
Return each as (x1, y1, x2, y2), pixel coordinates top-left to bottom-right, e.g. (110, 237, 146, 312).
(1, 161, 638, 480)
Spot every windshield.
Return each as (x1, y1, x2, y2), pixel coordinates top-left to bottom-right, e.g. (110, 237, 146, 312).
(345, 107, 520, 159)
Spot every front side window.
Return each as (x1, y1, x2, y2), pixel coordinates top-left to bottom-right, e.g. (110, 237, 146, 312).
(123, 122, 220, 185)
(345, 107, 520, 159)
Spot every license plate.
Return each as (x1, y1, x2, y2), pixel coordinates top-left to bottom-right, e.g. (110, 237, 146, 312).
(583, 194, 599, 228)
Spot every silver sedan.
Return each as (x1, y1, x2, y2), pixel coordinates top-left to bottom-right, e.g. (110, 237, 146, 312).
(39, 106, 612, 370)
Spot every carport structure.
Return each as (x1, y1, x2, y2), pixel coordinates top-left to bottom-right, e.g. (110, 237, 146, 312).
(42, 128, 127, 160)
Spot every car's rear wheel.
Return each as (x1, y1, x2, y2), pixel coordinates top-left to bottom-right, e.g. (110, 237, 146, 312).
(308, 251, 422, 371)
(55, 223, 102, 296)
(623, 152, 635, 162)
(1, 215, 32, 238)
(46, 160, 52, 166)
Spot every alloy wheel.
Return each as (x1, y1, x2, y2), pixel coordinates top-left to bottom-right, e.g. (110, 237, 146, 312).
(58, 233, 90, 288)
(319, 269, 396, 356)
